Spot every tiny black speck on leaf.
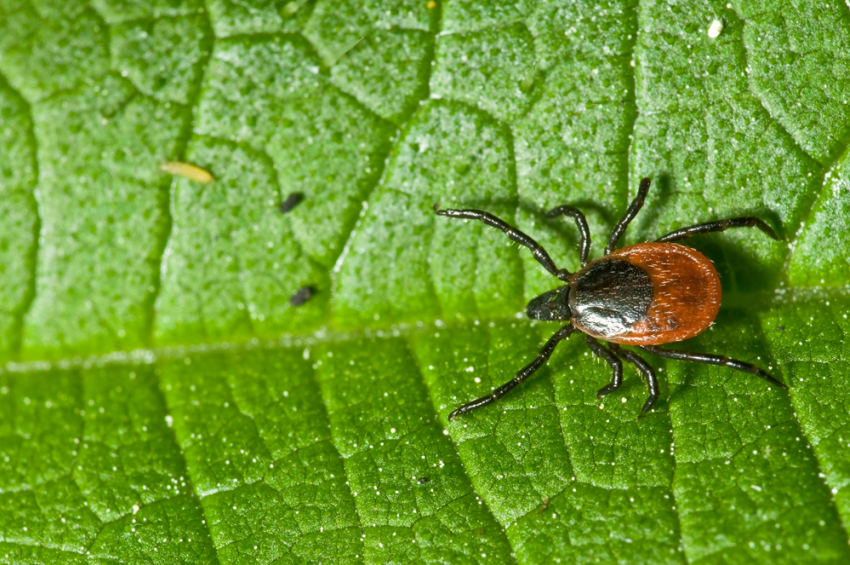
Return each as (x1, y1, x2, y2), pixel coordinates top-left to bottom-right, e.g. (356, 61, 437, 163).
(417, 477, 430, 484)
(279, 192, 304, 213)
(290, 286, 314, 307)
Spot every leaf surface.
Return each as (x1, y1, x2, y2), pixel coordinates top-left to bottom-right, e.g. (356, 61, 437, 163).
(1, 0, 850, 563)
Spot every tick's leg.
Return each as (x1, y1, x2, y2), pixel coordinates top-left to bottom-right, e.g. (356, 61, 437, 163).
(546, 205, 591, 267)
(611, 344, 659, 416)
(585, 336, 623, 398)
(448, 325, 577, 421)
(655, 217, 779, 243)
(436, 207, 572, 282)
(605, 177, 652, 255)
(638, 345, 787, 389)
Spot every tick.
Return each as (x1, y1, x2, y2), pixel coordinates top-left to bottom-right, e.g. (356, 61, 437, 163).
(435, 177, 786, 421)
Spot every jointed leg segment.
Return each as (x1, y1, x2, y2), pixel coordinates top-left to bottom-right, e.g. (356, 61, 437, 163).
(605, 177, 652, 255)
(585, 338, 659, 415)
(585, 336, 623, 399)
(610, 344, 659, 416)
(447, 325, 577, 421)
(656, 217, 779, 243)
(638, 345, 786, 389)
(546, 205, 591, 267)
(435, 207, 572, 282)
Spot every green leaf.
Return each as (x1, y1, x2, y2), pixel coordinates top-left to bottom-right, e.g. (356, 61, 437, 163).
(1, 0, 850, 563)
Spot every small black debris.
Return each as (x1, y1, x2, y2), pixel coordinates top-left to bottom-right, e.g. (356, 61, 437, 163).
(279, 192, 304, 213)
(417, 477, 430, 484)
(290, 286, 314, 307)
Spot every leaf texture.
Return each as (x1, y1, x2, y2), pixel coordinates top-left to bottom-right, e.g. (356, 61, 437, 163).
(1, 0, 850, 563)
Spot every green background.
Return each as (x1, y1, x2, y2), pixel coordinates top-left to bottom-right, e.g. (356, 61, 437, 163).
(2, 0, 850, 563)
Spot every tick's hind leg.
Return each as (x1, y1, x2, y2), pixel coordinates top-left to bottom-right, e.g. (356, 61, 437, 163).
(585, 336, 623, 399)
(435, 207, 572, 282)
(655, 217, 779, 243)
(546, 205, 591, 267)
(448, 325, 578, 421)
(605, 177, 652, 255)
(610, 344, 659, 416)
(638, 345, 787, 389)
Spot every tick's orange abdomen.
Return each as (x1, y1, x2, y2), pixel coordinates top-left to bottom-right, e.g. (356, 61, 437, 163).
(571, 243, 721, 345)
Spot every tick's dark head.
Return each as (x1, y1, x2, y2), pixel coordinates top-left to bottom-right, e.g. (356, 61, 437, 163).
(526, 287, 571, 321)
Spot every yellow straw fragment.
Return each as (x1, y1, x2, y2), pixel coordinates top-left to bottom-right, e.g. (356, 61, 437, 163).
(160, 161, 215, 184)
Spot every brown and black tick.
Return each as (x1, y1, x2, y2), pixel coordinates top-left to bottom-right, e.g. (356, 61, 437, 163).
(435, 177, 786, 421)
